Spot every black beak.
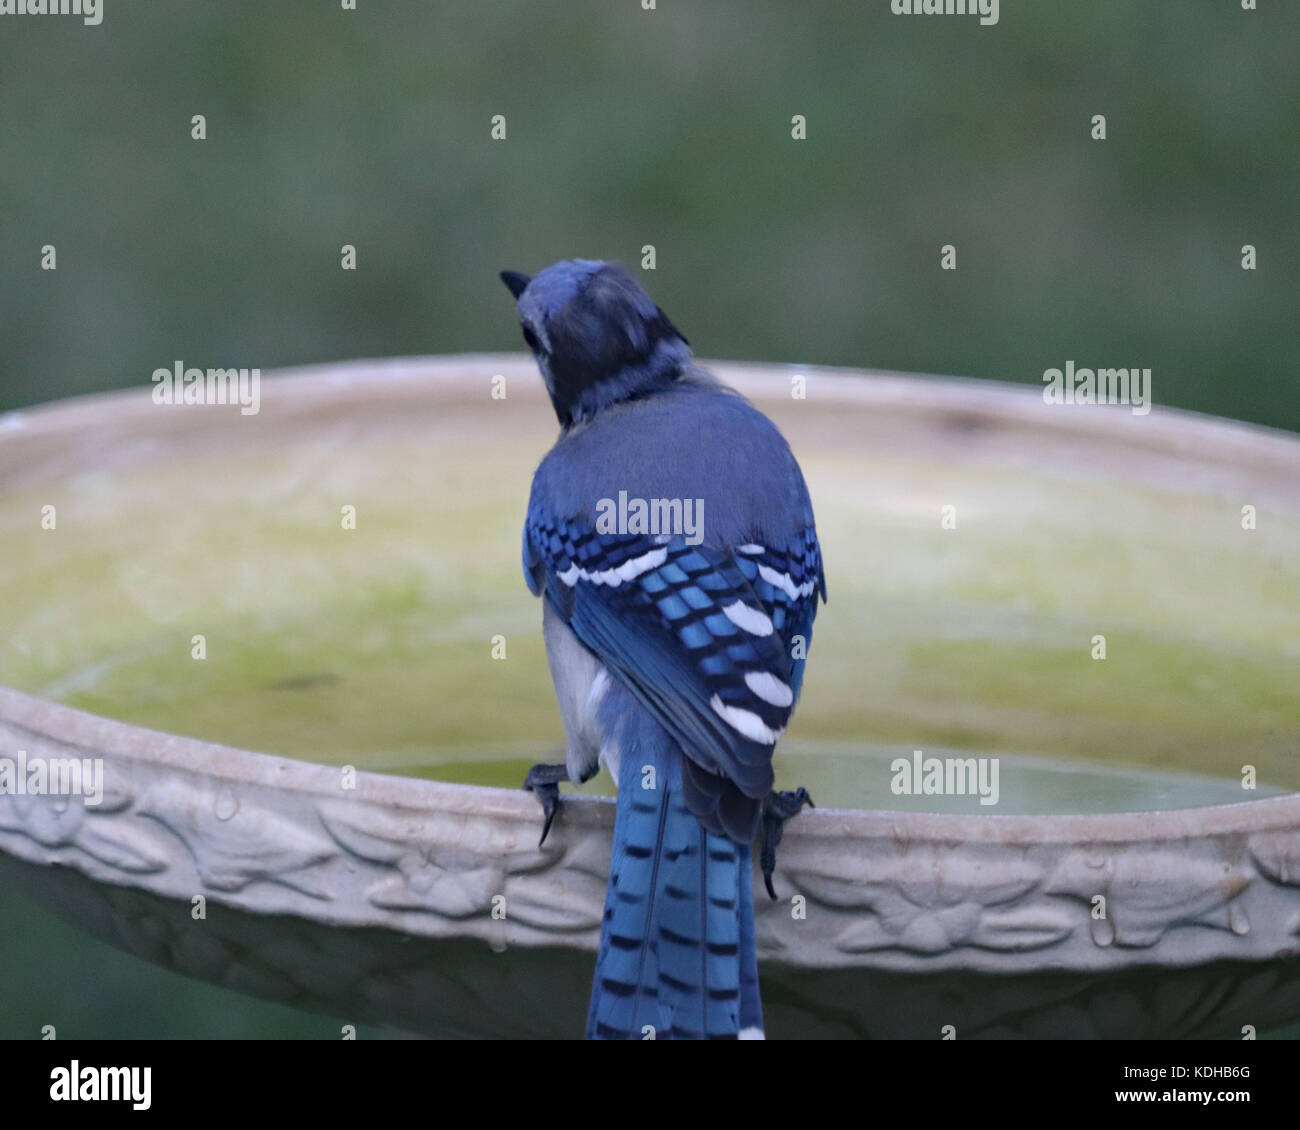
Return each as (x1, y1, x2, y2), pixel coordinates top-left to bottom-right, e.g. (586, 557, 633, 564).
(500, 270, 531, 299)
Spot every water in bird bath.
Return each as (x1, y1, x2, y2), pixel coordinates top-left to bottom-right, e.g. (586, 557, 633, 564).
(376, 739, 1287, 814)
(1, 367, 1297, 813)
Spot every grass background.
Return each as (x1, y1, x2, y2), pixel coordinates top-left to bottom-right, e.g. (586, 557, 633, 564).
(1, 2, 1297, 427)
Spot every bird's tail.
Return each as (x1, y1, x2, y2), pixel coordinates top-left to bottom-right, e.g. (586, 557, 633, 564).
(587, 731, 762, 1040)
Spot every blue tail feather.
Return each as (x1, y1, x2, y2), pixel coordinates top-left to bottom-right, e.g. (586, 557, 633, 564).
(587, 727, 761, 1040)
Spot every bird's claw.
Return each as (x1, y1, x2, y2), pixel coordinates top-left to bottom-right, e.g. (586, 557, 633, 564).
(523, 762, 569, 846)
(759, 787, 814, 899)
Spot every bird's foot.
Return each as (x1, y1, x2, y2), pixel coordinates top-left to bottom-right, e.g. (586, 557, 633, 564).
(523, 762, 570, 846)
(759, 787, 814, 899)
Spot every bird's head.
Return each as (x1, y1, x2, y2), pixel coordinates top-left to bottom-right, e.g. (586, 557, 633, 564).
(500, 259, 691, 427)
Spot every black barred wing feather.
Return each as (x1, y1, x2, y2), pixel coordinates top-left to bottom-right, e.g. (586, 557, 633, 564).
(732, 530, 826, 703)
(524, 509, 825, 816)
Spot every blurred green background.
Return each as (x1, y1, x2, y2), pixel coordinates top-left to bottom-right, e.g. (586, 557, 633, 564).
(0, 1, 1297, 425)
(2, 1, 1298, 1039)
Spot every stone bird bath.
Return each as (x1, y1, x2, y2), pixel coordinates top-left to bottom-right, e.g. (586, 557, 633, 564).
(1, 356, 1298, 1038)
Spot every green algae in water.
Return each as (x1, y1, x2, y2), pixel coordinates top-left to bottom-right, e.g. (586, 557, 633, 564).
(3, 417, 1298, 807)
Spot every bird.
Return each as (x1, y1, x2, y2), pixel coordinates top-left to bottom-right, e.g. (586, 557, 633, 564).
(502, 259, 826, 1040)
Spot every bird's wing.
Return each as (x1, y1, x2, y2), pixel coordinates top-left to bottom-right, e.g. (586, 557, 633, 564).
(523, 503, 824, 802)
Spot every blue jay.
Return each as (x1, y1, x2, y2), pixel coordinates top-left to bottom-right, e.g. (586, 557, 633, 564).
(502, 260, 826, 1040)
